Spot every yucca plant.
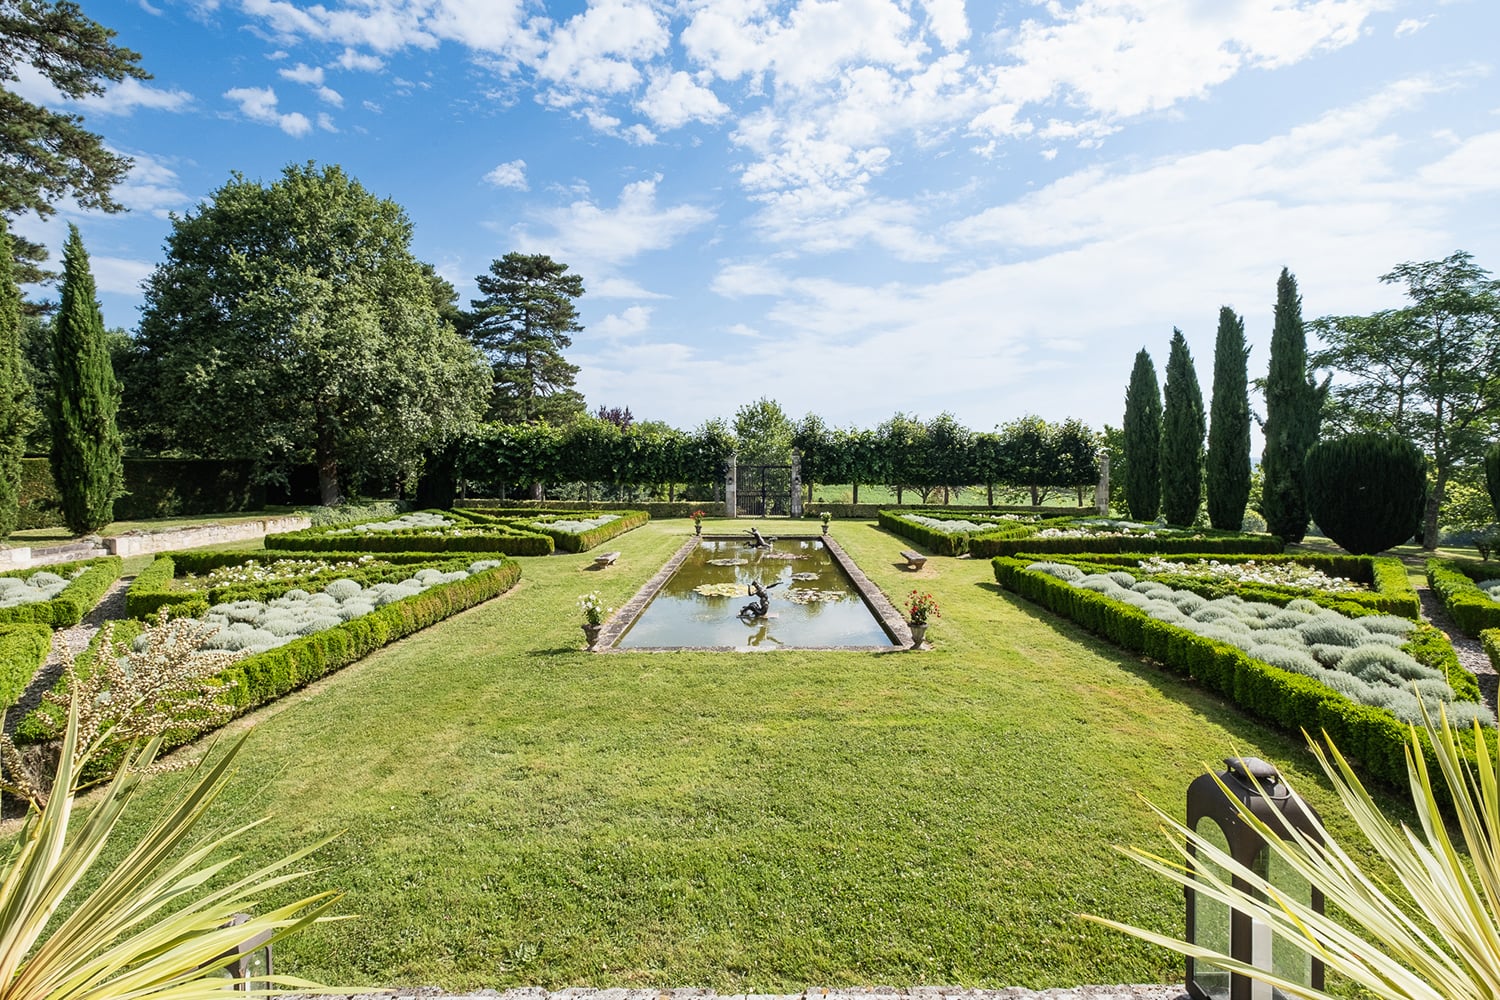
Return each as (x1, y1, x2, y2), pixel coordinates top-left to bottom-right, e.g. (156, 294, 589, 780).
(0, 692, 345, 1000)
(1087, 707, 1500, 999)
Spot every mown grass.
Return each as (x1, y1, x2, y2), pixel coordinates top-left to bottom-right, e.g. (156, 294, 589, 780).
(56, 517, 1406, 992)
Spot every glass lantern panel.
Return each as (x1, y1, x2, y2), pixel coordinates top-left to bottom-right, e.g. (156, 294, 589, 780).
(1191, 817, 1232, 1000)
(1264, 847, 1313, 998)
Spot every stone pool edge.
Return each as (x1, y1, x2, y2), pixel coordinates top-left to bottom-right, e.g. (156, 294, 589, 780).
(591, 533, 912, 652)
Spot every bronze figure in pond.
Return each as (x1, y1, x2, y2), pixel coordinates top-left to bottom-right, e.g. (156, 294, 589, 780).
(739, 579, 782, 619)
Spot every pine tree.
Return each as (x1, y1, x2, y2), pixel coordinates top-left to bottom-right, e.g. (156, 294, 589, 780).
(1160, 328, 1206, 527)
(1260, 268, 1326, 543)
(1206, 306, 1251, 531)
(0, 219, 31, 537)
(1123, 348, 1162, 521)
(51, 225, 122, 534)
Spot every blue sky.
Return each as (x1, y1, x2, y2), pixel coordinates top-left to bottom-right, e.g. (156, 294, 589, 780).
(11, 0, 1500, 438)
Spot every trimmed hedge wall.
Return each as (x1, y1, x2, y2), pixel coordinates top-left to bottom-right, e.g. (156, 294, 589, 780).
(126, 551, 484, 619)
(20, 558, 523, 755)
(0, 623, 53, 710)
(463, 499, 720, 520)
(992, 556, 1472, 789)
(1427, 559, 1500, 637)
(0, 557, 123, 627)
(972, 532, 1284, 559)
(1035, 552, 1420, 619)
(18, 457, 286, 529)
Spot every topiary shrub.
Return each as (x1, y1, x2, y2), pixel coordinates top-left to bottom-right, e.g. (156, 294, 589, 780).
(1304, 433, 1427, 555)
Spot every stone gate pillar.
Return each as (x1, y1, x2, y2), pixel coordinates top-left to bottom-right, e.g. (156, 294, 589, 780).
(789, 450, 803, 517)
(724, 454, 738, 519)
(1095, 450, 1110, 515)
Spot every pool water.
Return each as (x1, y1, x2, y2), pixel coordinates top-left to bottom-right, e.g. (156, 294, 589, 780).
(615, 537, 896, 649)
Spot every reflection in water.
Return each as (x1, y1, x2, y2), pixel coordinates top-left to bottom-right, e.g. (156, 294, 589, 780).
(616, 537, 894, 648)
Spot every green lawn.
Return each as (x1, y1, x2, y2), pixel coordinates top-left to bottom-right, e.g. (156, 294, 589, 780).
(73, 517, 1405, 991)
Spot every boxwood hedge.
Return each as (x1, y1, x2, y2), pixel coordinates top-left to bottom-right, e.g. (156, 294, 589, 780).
(0, 623, 53, 711)
(266, 511, 554, 556)
(457, 507, 650, 553)
(1427, 558, 1500, 636)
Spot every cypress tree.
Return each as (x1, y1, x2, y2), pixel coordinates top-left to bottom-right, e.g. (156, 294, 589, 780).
(1160, 328, 1206, 527)
(1122, 348, 1162, 521)
(1206, 306, 1251, 531)
(51, 225, 122, 535)
(0, 219, 31, 538)
(1260, 268, 1325, 543)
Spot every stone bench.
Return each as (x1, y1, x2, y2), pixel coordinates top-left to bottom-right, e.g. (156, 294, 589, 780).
(593, 551, 621, 568)
(900, 549, 927, 570)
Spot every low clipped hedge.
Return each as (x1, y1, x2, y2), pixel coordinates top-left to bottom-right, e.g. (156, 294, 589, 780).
(266, 515, 554, 556)
(126, 551, 486, 619)
(992, 556, 1471, 789)
(0, 557, 123, 628)
(1484, 629, 1500, 674)
(877, 509, 1049, 557)
(1031, 552, 1420, 619)
(972, 531, 1283, 559)
(462, 499, 722, 520)
(457, 507, 650, 553)
(0, 623, 53, 710)
(19, 558, 523, 755)
(1427, 559, 1500, 636)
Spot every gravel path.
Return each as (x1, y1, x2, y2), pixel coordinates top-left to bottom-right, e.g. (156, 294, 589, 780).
(1416, 582, 1498, 715)
(2, 575, 133, 739)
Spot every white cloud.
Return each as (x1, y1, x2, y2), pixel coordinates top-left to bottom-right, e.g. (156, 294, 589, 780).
(78, 77, 194, 115)
(337, 47, 385, 71)
(110, 150, 190, 217)
(279, 62, 324, 85)
(1395, 16, 1430, 37)
(920, 0, 968, 50)
(533, 0, 668, 96)
(484, 159, 528, 190)
(316, 86, 344, 106)
(317, 112, 338, 131)
(636, 70, 729, 130)
(590, 276, 668, 298)
(223, 86, 312, 136)
(522, 176, 715, 266)
(712, 262, 789, 298)
(595, 305, 653, 338)
(92, 256, 154, 296)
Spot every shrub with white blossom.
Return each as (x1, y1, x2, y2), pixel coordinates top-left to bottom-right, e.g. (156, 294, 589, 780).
(1138, 557, 1363, 592)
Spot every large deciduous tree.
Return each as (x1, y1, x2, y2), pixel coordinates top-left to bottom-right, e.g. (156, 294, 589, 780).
(1, 1, 149, 283)
(467, 252, 586, 425)
(1206, 306, 1251, 531)
(1123, 349, 1162, 521)
(1160, 328, 1205, 527)
(51, 224, 121, 533)
(1260, 267, 1326, 543)
(1312, 251, 1500, 549)
(135, 162, 490, 505)
(0, 218, 31, 536)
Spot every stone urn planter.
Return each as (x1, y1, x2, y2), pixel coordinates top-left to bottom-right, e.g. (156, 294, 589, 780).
(582, 623, 603, 648)
(908, 622, 928, 648)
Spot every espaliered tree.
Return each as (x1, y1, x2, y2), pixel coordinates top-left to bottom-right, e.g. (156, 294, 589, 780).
(1260, 268, 1327, 543)
(1304, 433, 1427, 554)
(1206, 306, 1251, 531)
(1160, 329, 1205, 526)
(1123, 349, 1163, 520)
(0, 219, 30, 536)
(51, 225, 122, 534)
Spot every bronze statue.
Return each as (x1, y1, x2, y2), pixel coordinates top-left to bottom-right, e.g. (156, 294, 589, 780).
(739, 579, 782, 619)
(747, 527, 775, 548)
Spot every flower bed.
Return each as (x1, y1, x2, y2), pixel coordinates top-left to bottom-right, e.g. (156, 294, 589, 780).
(265, 509, 554, 556)
(969, 520, 1281, 559)
(878, 509, 1053, 556)
(1030, 552, 1419, 619)
(455, 507, 649, 553)
(992, 554, 1482, 788)
(0, 557, 123, 627)
(18, 556, 523, 751)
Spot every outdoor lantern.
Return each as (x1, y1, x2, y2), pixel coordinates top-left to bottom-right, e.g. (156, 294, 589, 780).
(1185, 757, 1323, 1000)
(209, 913, 273, 990)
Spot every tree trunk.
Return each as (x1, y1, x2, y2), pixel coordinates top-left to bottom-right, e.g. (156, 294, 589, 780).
(529, 481, 544, 500)
(942, 486, 949, 504)
(896, 486, 903, 504)
(316, 422, 341, 505)
(1423, 467, 1447, 551)
(1030, 485, 1040, 507)
(987, 483, 994, 506)
(853, 482, 859, 503)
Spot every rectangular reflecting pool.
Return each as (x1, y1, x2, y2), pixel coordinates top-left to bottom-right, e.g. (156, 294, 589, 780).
(611, 535, 901, 650)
